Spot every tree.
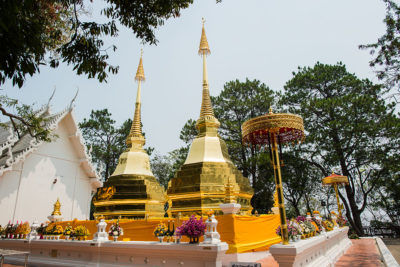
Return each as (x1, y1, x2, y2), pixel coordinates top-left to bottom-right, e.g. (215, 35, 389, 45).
(281, 150, 322, 217)
(79, 109, 131, 180)
(0, 0, 199, 88)
(0, 95, 53, 142)
(280, 62, 400, 236)
(368, 154, 400, 235)
(359, 0, 400, 91)
(150, 147, 189, 188)
(152, 120, 194, 188)
(150, 153, 174, 189)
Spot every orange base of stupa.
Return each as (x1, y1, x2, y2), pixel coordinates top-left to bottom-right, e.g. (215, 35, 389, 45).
(55, 214, 280, 254)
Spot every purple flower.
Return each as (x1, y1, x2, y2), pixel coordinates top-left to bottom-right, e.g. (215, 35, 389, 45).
(176, 215, 206, 238)
(296, 216, 306, 222)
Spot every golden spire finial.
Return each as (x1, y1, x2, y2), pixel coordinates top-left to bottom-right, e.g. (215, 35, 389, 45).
(51, 198, 61, 216)
(196, 18, 219, 133)
(127, 51, 146, 148)
(269, 107, 273, 114)
(198, 18, 211, 56)
(135, 49, 145, 81)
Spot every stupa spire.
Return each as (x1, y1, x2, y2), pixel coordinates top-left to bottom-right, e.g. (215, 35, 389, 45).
(126, 49, 146, 148)
(196, 18, 220, 134)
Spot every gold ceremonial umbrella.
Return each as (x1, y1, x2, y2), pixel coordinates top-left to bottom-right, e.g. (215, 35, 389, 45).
(242, 108, 304, 245)
(322, 173, 349, 217)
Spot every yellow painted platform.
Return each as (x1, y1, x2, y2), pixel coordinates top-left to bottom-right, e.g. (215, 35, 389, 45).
(56, 214, 281, 253)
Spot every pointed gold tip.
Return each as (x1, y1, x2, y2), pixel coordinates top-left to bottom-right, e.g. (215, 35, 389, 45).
(127, 50, 146, 147)
(199, 18, 211, 55)
(269, 107, 273, 114)
(135, 50, 145, 81)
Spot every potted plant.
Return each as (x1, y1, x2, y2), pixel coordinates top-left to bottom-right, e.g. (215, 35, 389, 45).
(153, 223, 167, 243)
(45, 223, 55, 239)
(322, 220, 334, 231)
(176, 215, 206, 244)
(37, 224, 45, 239)
(0, 225, 4, 239)
(311, 217, 323, 235)
(289, 220, 302, 241)
(15, 222, 23, 239)
(64, 224, 73, 240)
(19, 222, 31, 239)
(74, 225, 90, 241)
(4, 222, 12, 238)
(304, 221, 316, 237)
(108, 219, 123, 242)
(276, 220, 301, 242)
(53, 224, 63, 240)
(337, 215, 348, 228)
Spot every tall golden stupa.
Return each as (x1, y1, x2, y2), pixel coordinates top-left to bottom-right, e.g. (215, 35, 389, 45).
(167, 19, 254, 216)
(93, 51, 166, 219)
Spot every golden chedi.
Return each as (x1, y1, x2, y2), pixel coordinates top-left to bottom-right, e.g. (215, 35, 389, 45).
(167, 19, 254, 216)
(93, 51, 166, 219)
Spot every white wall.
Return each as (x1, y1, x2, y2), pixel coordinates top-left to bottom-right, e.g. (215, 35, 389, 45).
(0, 115, 95, 225)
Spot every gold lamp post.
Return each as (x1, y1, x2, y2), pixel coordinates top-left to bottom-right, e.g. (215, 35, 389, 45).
(322, 173, 349, 217)
(242, 108, 304, 245)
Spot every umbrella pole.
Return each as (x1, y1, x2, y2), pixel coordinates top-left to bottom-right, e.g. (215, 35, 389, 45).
(333, 184, 342, 217)
(270, 132, 289, 245)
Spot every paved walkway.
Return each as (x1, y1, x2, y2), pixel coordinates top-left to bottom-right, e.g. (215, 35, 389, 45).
(257, 255, 278, 267)
(335, 238, 383, 267)
(383, 238, 400, 264)
(256, 238, 385, 267)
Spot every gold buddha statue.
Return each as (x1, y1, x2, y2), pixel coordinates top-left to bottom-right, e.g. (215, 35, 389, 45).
(167, 19, 254, 216)
(51, 198, 62, 216)
(93, 50, 166, 219)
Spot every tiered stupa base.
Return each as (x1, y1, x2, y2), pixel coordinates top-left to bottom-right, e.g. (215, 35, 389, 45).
(94, 174, 165, 219)
(168, 162, 253, 217)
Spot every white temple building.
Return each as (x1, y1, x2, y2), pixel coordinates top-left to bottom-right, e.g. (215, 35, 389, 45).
(0, 103, 102, 225)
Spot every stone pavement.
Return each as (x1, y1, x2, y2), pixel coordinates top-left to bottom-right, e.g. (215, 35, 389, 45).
(335, 238, 383, 267)
(383, 238, 400, 264)
(256, 238, 386, 267)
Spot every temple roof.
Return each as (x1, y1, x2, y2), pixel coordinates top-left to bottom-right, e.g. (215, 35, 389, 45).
(0, 105, 101, 187)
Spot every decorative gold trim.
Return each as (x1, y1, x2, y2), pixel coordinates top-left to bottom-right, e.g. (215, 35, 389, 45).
(94, 186, 116, 201)
(322, 176, 349, 185)
(168, 192, 253, 200)
(242, 111, 304, 145)
(94, 199, 164, 207)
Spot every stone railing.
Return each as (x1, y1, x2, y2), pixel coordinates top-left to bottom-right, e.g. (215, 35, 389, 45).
(269, 227, 351, 267)
(0, 239, 228, 267)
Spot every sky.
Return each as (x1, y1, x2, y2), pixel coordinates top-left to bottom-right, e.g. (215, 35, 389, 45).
(2, 0, 387, 155)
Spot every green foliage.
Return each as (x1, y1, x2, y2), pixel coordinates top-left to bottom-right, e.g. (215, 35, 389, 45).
(151, 132, 190, 188)
(179, 119, 197, 144)
(0, 95, 53, 142)
(369, 154, 400, 234)
(0, 0, 198, 88)
(151, 153, 174, 189)
(281, 150, 323, 216)
(280, 62, 400, 235)
(360, 0, 400, 89)
(79, 109, 131, 180)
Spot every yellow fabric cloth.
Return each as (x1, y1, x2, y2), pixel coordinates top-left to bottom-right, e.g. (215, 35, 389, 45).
(56, 214, 281, 254)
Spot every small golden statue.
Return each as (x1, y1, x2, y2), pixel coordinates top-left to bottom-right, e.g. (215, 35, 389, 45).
(51, 198, 62, 216)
